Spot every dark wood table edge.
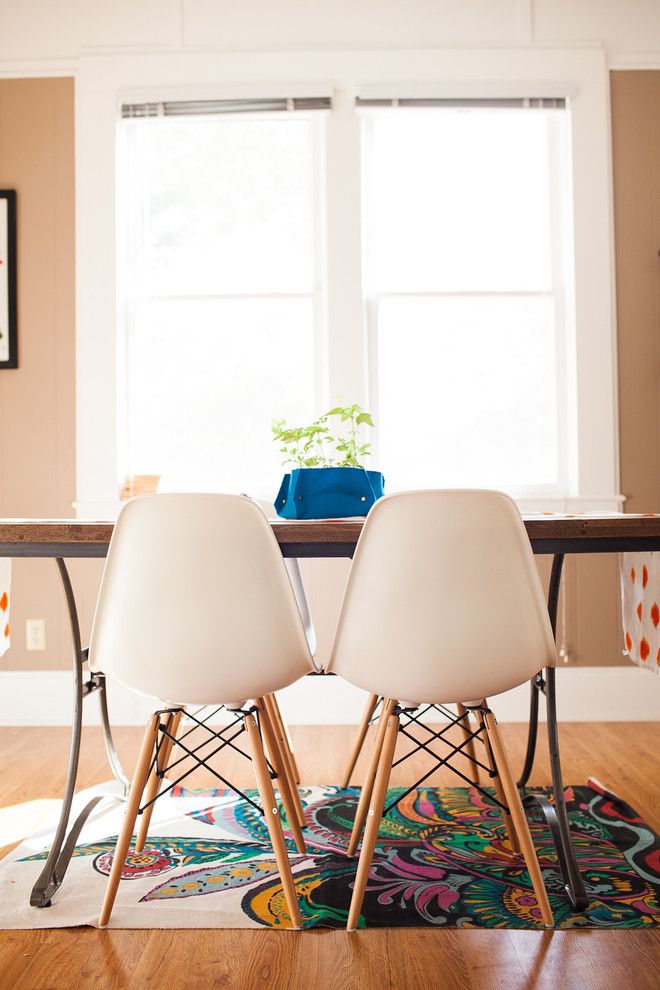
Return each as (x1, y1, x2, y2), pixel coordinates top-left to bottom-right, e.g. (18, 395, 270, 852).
(3, 514, 660, 558)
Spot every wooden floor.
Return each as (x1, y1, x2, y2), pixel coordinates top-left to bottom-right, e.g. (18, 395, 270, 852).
(0, 720, 659, 989)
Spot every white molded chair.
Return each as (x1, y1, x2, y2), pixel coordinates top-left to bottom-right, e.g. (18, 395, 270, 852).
(327, 490, 556, 930)
(149, 497, 318, 829)
(89, 493, 315, 928)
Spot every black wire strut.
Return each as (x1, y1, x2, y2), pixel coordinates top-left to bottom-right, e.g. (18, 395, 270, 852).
(162, 712, 252, 776)
(381, 705, 507, 816)
(393, 706, 491, 777)
(137, 707, 267, 817)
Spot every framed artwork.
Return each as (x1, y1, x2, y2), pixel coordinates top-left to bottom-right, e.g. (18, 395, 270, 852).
(0, 190, 17, 369)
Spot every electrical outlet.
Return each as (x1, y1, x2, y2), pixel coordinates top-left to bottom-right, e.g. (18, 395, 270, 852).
(26, 619, 46, 651)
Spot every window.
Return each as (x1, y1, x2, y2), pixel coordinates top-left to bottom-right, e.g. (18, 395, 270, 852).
(361, 103, 572, 494)
(76, 52, 620, 520)
(117, 94, 579, 503)
(119, 102, 325, 497)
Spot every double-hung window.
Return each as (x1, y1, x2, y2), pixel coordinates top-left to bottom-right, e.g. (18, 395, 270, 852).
(118, 95, 573, 501)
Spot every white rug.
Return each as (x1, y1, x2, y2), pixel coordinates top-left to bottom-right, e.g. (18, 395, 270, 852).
(0, 781, 323, 930)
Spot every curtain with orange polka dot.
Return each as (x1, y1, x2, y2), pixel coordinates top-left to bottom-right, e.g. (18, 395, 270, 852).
(0, 559, 9, 658)
(621, 553, 660, 673)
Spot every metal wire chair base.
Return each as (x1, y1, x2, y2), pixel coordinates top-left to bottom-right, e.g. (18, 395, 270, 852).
(138, 705, 276, 819)
(382, 703, 502, 816)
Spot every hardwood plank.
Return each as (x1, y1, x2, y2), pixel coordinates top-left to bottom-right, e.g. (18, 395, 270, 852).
(510, 929, 660, 990)
(10, 930, 152, 990)
(127, 928, 391, 990)
(386, 929, 473, 989)
(285, 930, 390, 990)
(0, 723, 659, 989)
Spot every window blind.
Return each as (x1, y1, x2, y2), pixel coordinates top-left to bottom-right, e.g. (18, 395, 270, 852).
(355, 97, 566, 110)
(121, 96, 332, 119)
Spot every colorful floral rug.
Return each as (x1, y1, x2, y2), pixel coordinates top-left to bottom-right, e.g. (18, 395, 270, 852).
(0, 782, 658, 929)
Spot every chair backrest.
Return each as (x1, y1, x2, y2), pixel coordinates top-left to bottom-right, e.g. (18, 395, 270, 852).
(328, 490, 556, 705)
(89, 494, 314, 705)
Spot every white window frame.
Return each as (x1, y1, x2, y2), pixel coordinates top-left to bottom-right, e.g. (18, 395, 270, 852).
(74, 48, 622, 518)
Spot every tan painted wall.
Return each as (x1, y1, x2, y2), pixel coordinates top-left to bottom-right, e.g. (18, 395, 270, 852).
(612, 71, 660, 513)
(0, 77, 104, 672)
(0, 72, 658, 672)
(562, 71, 660, 669)
(567, 70, 660, 671)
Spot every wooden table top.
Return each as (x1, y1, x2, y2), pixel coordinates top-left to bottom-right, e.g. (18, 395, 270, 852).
(1, 512, 660, 557)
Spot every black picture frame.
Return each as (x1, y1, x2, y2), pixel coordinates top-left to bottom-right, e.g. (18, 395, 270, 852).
(0, 190, 17, 369)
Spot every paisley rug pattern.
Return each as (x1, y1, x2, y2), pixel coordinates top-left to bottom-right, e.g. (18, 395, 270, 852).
(10, 783, 660, 930)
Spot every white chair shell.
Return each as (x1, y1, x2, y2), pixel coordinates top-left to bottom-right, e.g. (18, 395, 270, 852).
(89, 493, 315, 705)
(328, 489, 557, 705)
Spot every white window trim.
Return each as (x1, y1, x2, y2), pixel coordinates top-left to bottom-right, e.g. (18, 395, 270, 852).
(73, 47, 622, 519)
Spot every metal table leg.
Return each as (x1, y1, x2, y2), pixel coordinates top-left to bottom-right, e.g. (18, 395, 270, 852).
(517, 671, 543, 790)
(518, 553, 563, 789)
(30, 558, 128, 907)
(544, 665, 588, 909)
(517, 552, 589, 910)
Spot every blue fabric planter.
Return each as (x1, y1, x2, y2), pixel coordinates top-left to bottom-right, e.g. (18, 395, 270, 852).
(275, 467, 385, 519)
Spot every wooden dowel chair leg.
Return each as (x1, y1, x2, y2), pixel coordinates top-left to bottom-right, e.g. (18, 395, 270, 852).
(347, 699, 397, 857)
(263, 694, 305, 830)
(99, 713, 159, 927)
(477, 710, 520, 855)
(346, 713, 400, 931)
(269, 692, 301, 784)
(341, 693, 380, 790)
(135, 709, 183, 853)
(484, 711, 554, 928)
(456, 703, 480, 786)
(257, 698, 307, 855)
(244, 713, 302, 930)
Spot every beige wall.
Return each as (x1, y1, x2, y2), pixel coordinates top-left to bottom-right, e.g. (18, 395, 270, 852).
(564, 70, 660, 670)
(612, 71, 660, 513)
(0, 77, 104, 672)
(556, 71, 660, 669)
(0, 72, 658, 671)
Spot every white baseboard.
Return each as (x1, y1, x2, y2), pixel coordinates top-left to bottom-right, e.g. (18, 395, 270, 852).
(0, 667, 658, 726)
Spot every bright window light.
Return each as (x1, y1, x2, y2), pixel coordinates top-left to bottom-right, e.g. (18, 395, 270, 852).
(119, 113, 322, 498)
(376, 295, 557, 489)
(363, 107, 572, 494)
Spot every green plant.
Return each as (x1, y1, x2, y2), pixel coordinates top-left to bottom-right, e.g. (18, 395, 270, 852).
(272, 403, 375, 469)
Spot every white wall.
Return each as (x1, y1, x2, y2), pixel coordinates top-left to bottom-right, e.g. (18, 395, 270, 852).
(1, 665, 660, 725)
(1, 1, 660, 65)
